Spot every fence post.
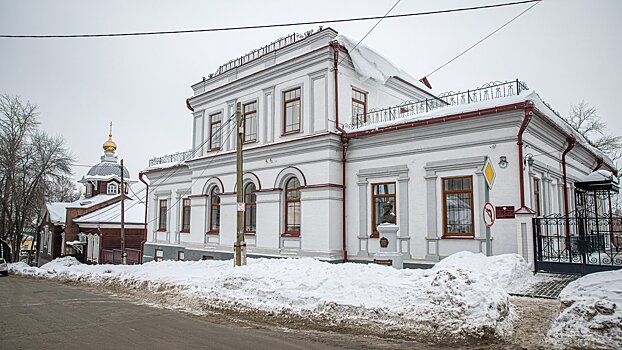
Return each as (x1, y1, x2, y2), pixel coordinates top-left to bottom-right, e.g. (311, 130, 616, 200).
(515, 209, 537, 272)
(467, 89, 471, 103)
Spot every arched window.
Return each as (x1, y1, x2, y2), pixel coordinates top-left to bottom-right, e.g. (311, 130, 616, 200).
(284, 177, 301, 236)
(209, 187, 220, 233)
(107, 182, 118, 195)
(244, 183, 257, 233)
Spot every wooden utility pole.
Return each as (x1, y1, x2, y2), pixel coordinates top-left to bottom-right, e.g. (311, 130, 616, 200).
(120, 159, 126, 264)
(234, 102, 246, 266)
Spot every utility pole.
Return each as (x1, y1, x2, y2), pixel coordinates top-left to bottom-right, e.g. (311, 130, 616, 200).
(120, 159, 126, 264)
(234, 102, 246, 266)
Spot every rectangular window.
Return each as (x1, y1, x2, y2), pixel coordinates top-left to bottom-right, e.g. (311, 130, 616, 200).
(283, 88, 301, 134)
(442, 176, 474, 237)
(371, 182, 396, 238)
(209, 112, 222, 150)
(243, 101, 257, 143)
(155, 249, 163, 262)
(177, 251, 185, 261)
(352, 89, 367, 126)
(533, 178, 541, 216)
(158, 200, 167, 231)
(181, 198, 191, 232)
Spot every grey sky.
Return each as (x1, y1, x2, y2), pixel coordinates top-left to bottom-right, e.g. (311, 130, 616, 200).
(1, 0, 620, 185)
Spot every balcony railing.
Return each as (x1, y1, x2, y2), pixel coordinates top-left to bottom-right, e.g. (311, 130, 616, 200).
(148, 149, 194, 167)
(349, 79, 529, 129)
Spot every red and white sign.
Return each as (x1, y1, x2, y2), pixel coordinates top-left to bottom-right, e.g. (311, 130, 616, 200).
(483, 202, 495, 227)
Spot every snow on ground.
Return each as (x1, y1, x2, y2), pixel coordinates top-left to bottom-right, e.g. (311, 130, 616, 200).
(11, 254, 513, 342)
(547, 270, 622, 349)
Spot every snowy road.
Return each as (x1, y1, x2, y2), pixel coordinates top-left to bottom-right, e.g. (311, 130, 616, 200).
(0, 277, 447, 350)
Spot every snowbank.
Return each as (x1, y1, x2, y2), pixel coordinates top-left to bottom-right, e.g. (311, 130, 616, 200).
(10, 256, 512, 342)
(433, 251, 533, 291)
(547, 270, 622, 349)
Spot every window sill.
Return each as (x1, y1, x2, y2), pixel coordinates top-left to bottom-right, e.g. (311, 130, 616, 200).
(281, 130, 301, 137)
(209, 147, 221, 152)
(206, 231, 219, 235)
(281, 232, 300, 238)
(244, 232, 256, 236)
(441, 235, 475, 239)
(157, 229, 167, 232)
(180, 230, 190, 233)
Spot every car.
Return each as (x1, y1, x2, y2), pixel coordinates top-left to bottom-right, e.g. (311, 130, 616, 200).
(0, 258, 8, 276)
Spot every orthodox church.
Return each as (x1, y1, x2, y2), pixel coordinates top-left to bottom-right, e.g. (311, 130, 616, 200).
(38, 127, 146, 266)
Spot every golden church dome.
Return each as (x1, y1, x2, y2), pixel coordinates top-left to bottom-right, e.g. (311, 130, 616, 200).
(102, 122, 117, 153)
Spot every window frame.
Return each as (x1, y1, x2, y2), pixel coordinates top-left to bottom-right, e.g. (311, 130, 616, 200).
(283, 87, 302, 135)
(441, 176, 475, 238)
(283, 177, 301, 237)
(352, 88, 368, 125)
(244, 182, 257, 234)
(370, 182, 397, 238)
(209, 112, 222, 150)
(107, 182, 118, 195)
(155, 249, 164, 262)
(181, 198, 191, 233)
(208, 187, 220, 234)
(242, 101, 258, 143)
(533, 177, 541, 216)
(158, 199, 167, 232)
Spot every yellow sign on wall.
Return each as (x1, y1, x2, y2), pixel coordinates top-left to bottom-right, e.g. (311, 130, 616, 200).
(484, 158, 496, 189)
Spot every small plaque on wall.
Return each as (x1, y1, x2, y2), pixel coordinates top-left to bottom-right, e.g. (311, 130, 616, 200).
(496, 206, 515, 219)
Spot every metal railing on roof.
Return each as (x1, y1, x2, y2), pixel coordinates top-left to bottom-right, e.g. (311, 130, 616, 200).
(148, 149, 193, 167)
(350, 79, 529, 128)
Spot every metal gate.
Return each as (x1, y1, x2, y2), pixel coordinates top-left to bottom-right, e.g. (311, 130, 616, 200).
(533, 214, 622, 275)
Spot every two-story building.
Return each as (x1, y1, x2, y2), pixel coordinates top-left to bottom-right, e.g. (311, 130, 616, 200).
(141, 27, 615, 268)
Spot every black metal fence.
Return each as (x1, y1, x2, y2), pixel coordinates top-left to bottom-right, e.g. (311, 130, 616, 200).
(533, 214, 622, 274)
(351, 79, 528, 128)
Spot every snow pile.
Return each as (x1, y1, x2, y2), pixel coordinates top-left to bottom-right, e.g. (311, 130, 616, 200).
(547, 270, 622, 349)
(336, 35, 428, 90)
(433, 251, 532, 291)
(11, 256, 512, 342)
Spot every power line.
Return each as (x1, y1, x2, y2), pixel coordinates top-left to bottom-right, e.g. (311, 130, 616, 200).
(337, 0, 401, 67)
(424, 0, 541, 79)
(0, 1, 540, 39)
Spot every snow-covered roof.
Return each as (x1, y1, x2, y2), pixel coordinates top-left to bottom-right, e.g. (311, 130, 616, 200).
(68, 194, 120, 209)
(580, 169, 618, 183)
(142, 160, 187, 173)
(336, 35, 430, 91)
(347, 89, 612, 168)
(73, 196, 145, 225)
(46, 202, 72, 225)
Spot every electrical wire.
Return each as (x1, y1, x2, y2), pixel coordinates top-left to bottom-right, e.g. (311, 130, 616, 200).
(337, 0, 401, 67)
(424, 0, 541, 79)
(0, 1, 540, 39)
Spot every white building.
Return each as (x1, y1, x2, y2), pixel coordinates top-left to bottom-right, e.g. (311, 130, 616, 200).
(141, 28, 615, 267)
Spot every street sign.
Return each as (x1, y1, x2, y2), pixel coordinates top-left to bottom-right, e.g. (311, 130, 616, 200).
(237, 202, 245, 212)
(483, 202, 495, 227)
(483, 158, 496, 189)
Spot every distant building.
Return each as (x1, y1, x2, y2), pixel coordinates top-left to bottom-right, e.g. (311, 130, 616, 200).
(38, 128, 146, 266)
(141, 28, 615, 268)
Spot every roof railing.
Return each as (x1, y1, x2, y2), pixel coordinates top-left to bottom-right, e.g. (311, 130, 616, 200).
(349, 79, 529, 129)
(148, 149, 194, 167)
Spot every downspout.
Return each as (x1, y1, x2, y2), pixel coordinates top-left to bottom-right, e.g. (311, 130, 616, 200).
(139, 171, 149, 264)
(561, 137, 576, 217)
(331, 41, 348, 262)
(517, 103, 533, 209)
(561, 136, 576, 244)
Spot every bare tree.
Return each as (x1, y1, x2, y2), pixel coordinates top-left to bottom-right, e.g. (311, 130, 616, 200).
(0, 94, 74, 262)
(564, 101, 622, 166)
(45, 174, 81, 203)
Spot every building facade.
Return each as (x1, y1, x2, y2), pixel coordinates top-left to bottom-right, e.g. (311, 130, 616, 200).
(142, 28, 614, 267)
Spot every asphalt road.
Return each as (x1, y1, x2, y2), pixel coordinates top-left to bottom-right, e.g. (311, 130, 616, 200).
(0, 276, 364, 350)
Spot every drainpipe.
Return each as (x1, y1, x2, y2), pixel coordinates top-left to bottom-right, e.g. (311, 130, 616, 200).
(139, 171, 149, 264)
(561, 137, 576, 217)
(331, 41, 348, 262)
(561, 137, 576, 244)
(517, 103, 533, 209)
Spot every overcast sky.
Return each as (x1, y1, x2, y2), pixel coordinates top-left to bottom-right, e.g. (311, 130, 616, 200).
(1, 0, 620, 186)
